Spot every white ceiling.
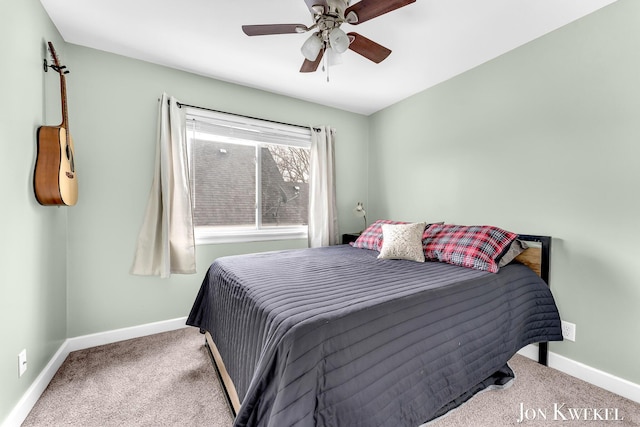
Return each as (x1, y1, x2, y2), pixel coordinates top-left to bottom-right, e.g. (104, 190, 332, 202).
(40, 0, 617, 115)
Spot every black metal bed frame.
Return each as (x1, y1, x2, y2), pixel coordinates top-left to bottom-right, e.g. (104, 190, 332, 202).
(518, 234, 552, 366)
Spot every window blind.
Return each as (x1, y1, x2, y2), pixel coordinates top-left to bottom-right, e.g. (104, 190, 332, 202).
(186, 108, 312, 149)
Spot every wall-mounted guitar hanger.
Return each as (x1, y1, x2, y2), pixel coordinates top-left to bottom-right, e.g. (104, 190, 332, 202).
(43, 58, 69, 74)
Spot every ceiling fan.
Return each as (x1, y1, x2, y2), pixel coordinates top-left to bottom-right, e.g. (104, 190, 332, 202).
(242, 0, 416, 73)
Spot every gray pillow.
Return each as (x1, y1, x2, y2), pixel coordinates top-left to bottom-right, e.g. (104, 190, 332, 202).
(498, 239, 529, 267)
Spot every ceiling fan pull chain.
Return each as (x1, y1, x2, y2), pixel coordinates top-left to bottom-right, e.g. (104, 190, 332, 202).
(321, 48, 329, 82)
(325, 48, 331, 82)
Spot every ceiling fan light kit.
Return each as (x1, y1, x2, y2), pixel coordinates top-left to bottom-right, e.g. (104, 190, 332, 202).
(242, 0, 416, 74)
(301, 33, 323, 61)
(325, 47, 343, 66)
(328, 27, 349, 53)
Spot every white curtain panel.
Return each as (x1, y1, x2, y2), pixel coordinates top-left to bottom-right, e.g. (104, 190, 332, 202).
(308, 126, 339, 248)
(130, 93, 196, 278)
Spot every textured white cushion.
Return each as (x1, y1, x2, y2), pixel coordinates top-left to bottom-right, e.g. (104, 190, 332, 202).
(377, 222, 426, 262)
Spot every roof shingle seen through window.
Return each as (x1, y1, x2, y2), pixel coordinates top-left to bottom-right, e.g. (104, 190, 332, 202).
(191, 140, 308, 228)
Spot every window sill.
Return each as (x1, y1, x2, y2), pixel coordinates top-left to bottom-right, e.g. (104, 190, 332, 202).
(195, 227, 308, 245)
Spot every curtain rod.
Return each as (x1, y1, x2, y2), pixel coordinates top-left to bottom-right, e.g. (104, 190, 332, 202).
(175, 101, 318, 132)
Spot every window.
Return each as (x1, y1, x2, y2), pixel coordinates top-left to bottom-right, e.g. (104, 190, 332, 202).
(185, 108, 311, 244)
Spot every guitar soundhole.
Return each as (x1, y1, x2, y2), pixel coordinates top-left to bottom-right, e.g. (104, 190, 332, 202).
(66, 144, 75, 172)
(66, 172, 74, 179)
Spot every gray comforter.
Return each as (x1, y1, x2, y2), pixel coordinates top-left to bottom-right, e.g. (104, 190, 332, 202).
(187, 245, 563, 427)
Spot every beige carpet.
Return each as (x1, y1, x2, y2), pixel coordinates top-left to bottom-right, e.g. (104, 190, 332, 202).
(22, 327, 233, 426)
(428, 355, 640, 426)
(22, 327, 640, 426)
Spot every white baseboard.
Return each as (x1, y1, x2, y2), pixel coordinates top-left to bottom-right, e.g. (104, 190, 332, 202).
(65, 316, 189, 352)
(518, 344, 640, 404)
(2, 339, 71, 427)
(2, 317, 189, 427)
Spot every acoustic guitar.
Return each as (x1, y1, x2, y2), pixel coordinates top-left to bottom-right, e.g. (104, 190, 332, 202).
(34, 41, 78, 206)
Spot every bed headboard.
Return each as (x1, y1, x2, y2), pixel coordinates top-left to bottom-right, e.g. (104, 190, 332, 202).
(515, 234, 552, 366)
(514, 234, 551, 286)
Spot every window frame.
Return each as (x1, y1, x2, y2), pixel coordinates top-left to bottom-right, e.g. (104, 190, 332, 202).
(185, 108, 311, 245)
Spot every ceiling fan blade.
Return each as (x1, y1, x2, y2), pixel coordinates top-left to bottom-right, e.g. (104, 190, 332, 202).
(347, 33, 391, 63)
(345, 0, 416, 25)
(304, 0, 329, 14)
(242, 24, 308, 36)
(300, 49, 324, 73)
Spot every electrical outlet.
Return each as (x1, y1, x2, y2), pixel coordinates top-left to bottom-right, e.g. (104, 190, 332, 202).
(561, 320, 576, 342)
(18, 349, 27, 377)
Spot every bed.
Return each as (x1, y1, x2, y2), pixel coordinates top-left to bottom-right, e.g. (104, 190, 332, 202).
(187, 224, 563, 427)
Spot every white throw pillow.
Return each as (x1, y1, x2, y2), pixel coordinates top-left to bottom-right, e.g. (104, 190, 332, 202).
(377, 222, 426, 262)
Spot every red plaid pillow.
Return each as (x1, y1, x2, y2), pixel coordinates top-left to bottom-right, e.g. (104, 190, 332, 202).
(422, 224, 517, 273)
(351, 220, 408, 251)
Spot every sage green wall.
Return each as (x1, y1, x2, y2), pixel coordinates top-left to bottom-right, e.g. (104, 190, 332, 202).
(369, 0, 640, 384)
(62, 45, 369, 337)
(0, 0, 67, 423)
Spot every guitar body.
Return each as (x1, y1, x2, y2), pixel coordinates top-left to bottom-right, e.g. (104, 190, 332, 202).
(34, 41, 78, 206)
(34, 125, 78, 206)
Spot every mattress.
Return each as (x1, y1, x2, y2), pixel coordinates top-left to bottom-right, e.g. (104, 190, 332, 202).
(187, 244, 563, 426)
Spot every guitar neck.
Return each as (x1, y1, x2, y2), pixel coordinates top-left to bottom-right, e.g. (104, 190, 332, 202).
(59, 72, 69, 131)
(48, 41, 69, 131)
